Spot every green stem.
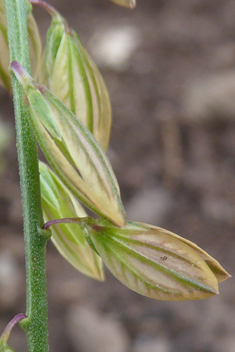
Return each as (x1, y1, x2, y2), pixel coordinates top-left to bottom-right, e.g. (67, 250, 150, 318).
(4, 1, 49, 351)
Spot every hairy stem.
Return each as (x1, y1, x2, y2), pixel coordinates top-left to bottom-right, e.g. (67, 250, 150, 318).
(4, 0, 49, 351)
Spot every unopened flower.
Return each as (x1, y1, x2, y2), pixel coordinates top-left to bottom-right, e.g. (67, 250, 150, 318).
(32, 0, 111, 150)
(40, 161, 104, 280)
(0, 0, 41, 91)
(61, 217, 230, 301)
(109, 0, 136, 8)
(11, 61, 126, 227)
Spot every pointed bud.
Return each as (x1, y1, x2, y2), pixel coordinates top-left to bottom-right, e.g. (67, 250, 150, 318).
(11, 62, 126, 227)
(36, 2, 111, 150)
(0, 0, 42, 91)
(76, 217, 230, 301)
(144, 223, 230, 284)
(40, 161, 104, 280)
(109, 0, 136, 8)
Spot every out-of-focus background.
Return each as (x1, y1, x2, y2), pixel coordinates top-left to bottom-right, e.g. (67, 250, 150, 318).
(0, 0, 234, 351)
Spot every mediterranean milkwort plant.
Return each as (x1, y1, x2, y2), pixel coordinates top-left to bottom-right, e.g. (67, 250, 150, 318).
(0, 0, 230, 351)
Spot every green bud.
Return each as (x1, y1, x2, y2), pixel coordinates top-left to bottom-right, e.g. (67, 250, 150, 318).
(78, 217, 230, 301)
(109, 0, 136, 8)
(39, 161, 104, 280)
(41, 7, 111, 150)
(11, 61, 126, 227)
(0, 0, 42, 91)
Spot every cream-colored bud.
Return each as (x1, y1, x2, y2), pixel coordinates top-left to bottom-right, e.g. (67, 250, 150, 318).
(40, 162, 104, 280)
(11, 61, 126, 227)
(78, 217, 230, 301)
(41, 8, 111, 150)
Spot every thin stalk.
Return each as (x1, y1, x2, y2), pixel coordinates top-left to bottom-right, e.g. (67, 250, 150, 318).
(4, 0, 49, 351)
(0, 314, 27, 342)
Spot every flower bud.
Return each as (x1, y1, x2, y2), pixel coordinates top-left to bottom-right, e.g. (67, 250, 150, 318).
(11, 61, 126, 227)
(40, 161, 104, 280)
(77, 217, 230, 301)
(40, 5, 111, 150)
(109, 0, 136, 8)
(0, 0, 42, 91)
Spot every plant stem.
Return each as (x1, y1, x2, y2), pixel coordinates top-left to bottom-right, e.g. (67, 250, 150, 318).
(4, 1, 49, 351)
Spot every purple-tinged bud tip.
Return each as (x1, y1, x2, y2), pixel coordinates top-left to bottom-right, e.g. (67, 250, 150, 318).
(11, 61, 24, 76)
(11, 62, 32, 85)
